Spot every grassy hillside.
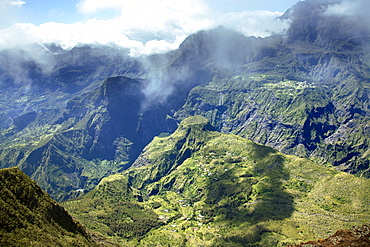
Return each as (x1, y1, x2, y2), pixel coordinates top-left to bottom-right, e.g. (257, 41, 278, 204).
(64, 116, 370, 246)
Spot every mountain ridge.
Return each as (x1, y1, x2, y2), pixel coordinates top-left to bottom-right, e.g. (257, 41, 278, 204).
(0, 167, 106, 246)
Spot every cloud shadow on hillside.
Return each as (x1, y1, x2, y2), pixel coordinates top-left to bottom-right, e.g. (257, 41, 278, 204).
(203, 143, 294, 245)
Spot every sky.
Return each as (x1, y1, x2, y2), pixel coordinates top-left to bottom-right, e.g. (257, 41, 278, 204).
(0, 0, 300, 56)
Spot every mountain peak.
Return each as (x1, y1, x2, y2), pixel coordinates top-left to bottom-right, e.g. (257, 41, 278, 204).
(179, 115, 214, 131)
(282, 0, 369, 46)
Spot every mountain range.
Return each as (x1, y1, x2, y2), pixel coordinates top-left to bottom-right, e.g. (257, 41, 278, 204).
(1, 0, 369, 202)
(63, 115, 370, 246)
(0, 0, 370, 245)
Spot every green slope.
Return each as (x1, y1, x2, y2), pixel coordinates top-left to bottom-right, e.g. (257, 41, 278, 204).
(0, 167, 106, 246)
(64, 116, 370, 246)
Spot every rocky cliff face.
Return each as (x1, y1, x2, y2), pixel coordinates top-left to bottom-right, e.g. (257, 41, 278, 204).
(175, 0, 370, 176)
(287, 224, 370, 247)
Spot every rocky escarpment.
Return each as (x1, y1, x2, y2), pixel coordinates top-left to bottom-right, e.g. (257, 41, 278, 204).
(287, 224, 370, 247)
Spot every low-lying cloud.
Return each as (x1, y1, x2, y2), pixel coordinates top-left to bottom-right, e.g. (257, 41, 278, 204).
(324, 0, 369, 20)
(0, 0, 290, 56)
(215, 10, 290, 38)
(324, 0, 370, 36)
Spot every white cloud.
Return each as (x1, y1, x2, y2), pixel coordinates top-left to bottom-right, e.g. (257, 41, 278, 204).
(76, 0, 213, 41)
(0, 21, 141, 49)
(216, 10, 287, 37)
(8, 0, 26, 7)
(0, 0, 290, 56)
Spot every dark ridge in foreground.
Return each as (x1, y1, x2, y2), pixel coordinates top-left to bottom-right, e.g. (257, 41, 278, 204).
(0, 167, 114, 246)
